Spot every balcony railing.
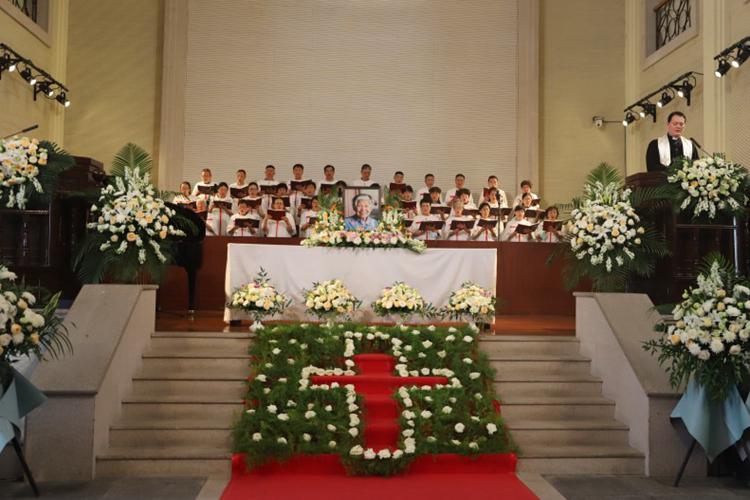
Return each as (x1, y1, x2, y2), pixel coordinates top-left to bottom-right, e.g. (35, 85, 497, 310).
(655, 0, 692, 50)
(10, 0, 38, 23)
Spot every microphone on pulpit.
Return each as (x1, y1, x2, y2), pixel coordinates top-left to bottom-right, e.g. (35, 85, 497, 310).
(2, 124, 39, 140)
(689, 137, 711, 157)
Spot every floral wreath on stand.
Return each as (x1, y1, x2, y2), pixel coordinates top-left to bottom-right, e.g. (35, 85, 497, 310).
(228, 269, 292, 331)
(303, 279, 361, 327)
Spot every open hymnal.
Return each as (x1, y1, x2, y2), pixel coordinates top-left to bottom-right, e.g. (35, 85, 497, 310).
(290, 179, 312, 192)
(530, 197, 541, 207)
(389, 183, 406, 194)
(259, 184, 277, 195)
(450, 218, 476, 230)
(196, 184, 217, 195)
(430, 205, 451, 216)
(542, 220, 563, 231)
(212, 200, 233, 212)
(234, 218, 259, 229)
(299, 196, 315, 210)
(400, 200, 417, 211)
(268, 210, 287, 221)
(244, 197, 263, 209)
(477, 218, 499, 229)
(525, 208, 542, 219)
(230, 186, 249, 199)
(463, 208, 480, 218)
(419, 220, 445, 231)
(514, 221, 539, 235)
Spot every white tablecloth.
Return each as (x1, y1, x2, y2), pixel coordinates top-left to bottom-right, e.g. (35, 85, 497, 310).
(224, 244, 496, 323)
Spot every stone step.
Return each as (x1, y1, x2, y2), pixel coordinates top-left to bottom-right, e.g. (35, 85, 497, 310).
(479, 337, 581, 357)
(491, 359, 592, 379)
(494, 379, 603, 398)
(109, 427, 232, 448)
(508, 420, 630, 447)
(517, 445, 644, 475)
(499, 396, 616, 421)
(153, 331, 255, 339)
(120, 401, 244, 423)
(96, 447, 231, 478)
(146, 337, 252, 356)
(129, 380, 247, 400)
(136, 357, 250, 380)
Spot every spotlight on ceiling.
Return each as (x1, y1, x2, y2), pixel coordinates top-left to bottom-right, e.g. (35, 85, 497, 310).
(657, 90, 673, 108)
(638, 102, 657, 122)
(674, 80, 694, 105)
(622, 112, 637, 127)
(731, 46, 750, 68)
(715, 58, 731, 78)
(56, 92, 70, 107)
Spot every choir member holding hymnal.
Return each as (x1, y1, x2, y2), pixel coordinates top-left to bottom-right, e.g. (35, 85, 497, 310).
(206, 183, 233, 236)
(417, 173, 437, 201)
(288, 163, 310, 193)
(192, 168, 218, 200)
(410, 199, 444, 241)
(257, 165, 280, 194)
(512, 179, 540, 208)
(173, 181, 197, 209)
(520, 193, 543, 221)
(389, 171, 406, 195)
(229, 169, 249, 199)
(227, 200, 261, 237)
(471, 203, 499, 241)
(459, 189, 477, 210)
(299, 198, 320, 238)
(443, 198, 475, 241)
(399, 186, 417, 218)
(262, 197, 296, 238)
(195, 198, 208, 223)
(535, 206, 564, 243)
(428, 187, 444, 206)
(501, 206, 535, 242)
(444, 173, 472, 205)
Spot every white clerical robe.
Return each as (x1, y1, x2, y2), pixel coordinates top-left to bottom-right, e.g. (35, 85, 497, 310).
(227, 213, 260, 237)
(192, 181, 218, 200)
(443, 216, 473, 241)
(205, 195, 233, 236)
(657, 134, 694, 168)
(409, 214, 441, 241)
(501, 218, 533, 242)
(512, 192, 540, 209)
(349, 178, 377, 187)
(471, 219, 500, 241)
(264, 211, 296, 238)
(298, 209, 318, 238)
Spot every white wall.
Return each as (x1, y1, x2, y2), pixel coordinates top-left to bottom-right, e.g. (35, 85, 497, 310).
(181, 0, 519, 196)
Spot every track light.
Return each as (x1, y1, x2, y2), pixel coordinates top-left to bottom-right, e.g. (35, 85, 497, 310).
(715, 58, 731, 78)
(674, 80, 694, 105)
(638, 102, 657, 122)
(732, 47, 749, 68)
(622, 112, 637, 127)
(657, 91, 673, 108)
(0, 43, 70, 107)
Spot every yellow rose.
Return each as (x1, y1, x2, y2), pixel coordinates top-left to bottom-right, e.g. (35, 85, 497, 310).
(10, 324, 22, 335)
(126, 232, 137, 242)
(30, 333, 40, 345)
(160, 229, 168, 239)
(670, 334, 681, 345)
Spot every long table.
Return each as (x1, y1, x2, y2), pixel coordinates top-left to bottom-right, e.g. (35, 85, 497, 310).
(223, 244, 496, 323)
(158, 237, 581, 317)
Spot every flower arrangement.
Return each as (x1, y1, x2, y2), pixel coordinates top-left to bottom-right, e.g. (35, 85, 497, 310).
(372, 282, 427, 321)
(668, 154, 749, 220)
(644, 255, 750, 401)
(0, 136, 73, 209)
(75, 144, 188, 284)
(561, 164, 668, 292)
(233, 322, 515, 476)
(0, 264, 71, 388)
(303, 279, 361, 322)
(443, 282, 496, 323)
(228, 269, 291, 330)
(300, 195, 426, 254)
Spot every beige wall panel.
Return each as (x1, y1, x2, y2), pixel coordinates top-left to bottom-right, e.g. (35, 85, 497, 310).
(64, 0, 162, 172)
(725, 0, 750, 168)
(182, 0, 518, 197)
(539, 0, 625, 205)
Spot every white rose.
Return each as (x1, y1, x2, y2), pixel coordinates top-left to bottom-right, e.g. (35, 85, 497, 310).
(454, 423, 465, 433)
(252, 432, 262, 441)
(486, 423, 498, 435)
(364, 449, 376, 460)
(350, 445, 364, 456)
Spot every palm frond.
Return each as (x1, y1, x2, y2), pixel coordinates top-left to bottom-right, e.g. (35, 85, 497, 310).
(585, 163, 623, 189)
(111, 143, 152, 177)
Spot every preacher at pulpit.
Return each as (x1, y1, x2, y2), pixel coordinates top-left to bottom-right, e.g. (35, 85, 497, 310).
(344, 193, 378, 231)
(645, 111, 699, 172)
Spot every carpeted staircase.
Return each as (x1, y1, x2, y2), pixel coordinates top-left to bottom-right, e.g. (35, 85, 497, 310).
(96, 328, 643, 478)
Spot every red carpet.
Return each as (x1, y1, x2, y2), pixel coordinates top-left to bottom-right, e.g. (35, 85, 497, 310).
(224, 354, 537, 499)
(222, 454, 537, 500)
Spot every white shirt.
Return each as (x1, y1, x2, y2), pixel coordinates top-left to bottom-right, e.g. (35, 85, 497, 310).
(192, 181, 218, 200)
(444, 188, 473, 206)
(264, 210, 296, 238)
(349, 178, 377, 187)
(472, 219, 499, 241)
(173, 193, 195, 205)
(299, 209, 319, 238)
(416, 186, 435, 201)
(535, 220, 564, 243)
(409, 214, 441, 241)
(483, 188, 509, 208)
(512, 192, 540, 208)
(205, 194, 233, 236)
(227, 213, 260, 237)
(443, 216, 474, 241)
(501, 218, 533, 242)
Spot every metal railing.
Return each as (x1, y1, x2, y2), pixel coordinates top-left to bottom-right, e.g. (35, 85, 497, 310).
(655, 0, 692, 50)
(10, 0, 38, 23)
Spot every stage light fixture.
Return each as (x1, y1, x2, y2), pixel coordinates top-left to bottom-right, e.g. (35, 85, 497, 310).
(657, 90, 673, 108)
(731, 47, 749, 68)
(674, 80, 694, 105)
(622, 112, 637, 127)
(0, 43, 70, 107)
(715, 58, 731, 78)
(638, 102, 657, 122)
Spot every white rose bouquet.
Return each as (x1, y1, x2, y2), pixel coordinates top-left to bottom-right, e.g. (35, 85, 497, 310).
(372, 282, 430, 321)
(0, 263, 71, 388)
(229, 269, 291, 326)
(561, 164, 667, 292)
(668, 154, 749, 220)
(304, 279, 361, 321)
(645, 256, 750, 402)
(444, 282, 496, 323)
(0, 136, 73, 209)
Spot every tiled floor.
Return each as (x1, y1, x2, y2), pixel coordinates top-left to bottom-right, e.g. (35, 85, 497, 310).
(0, 477, 206, 500)
(546, 475, 750, 499)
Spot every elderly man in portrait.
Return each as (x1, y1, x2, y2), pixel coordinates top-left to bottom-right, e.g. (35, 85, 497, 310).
(645, 111, 700, 172)
(344, 193, 378, 231)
